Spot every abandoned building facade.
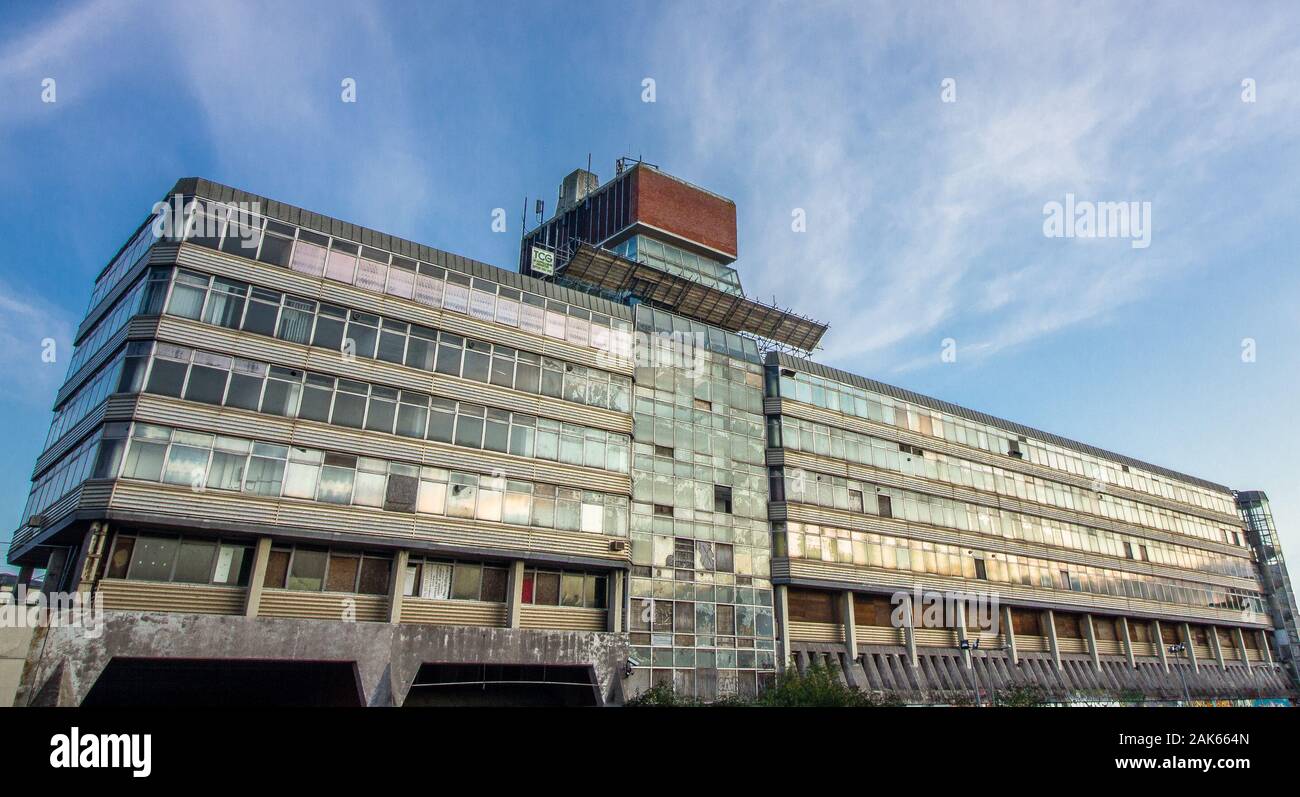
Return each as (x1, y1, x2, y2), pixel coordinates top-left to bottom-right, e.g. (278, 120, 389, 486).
(7, 164, 1294, 705)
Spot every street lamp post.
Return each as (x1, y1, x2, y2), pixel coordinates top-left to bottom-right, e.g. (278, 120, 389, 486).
(1167, 644, 1192, 704)
(960, 638, 983, 707)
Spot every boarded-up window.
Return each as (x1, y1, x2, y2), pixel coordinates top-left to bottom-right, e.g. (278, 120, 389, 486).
(326, 554, 360, 592)
(264, 549, 290, 588)
(105, 536, 135, 579)
(787, 588, 838, 623)
(358, 557, 391, 595)
(1054, 612, 1082, 639)
(534, 572, 560, 605)
(1160, 623, 1179, 645)
(1094, 617, 1119, 641)
(717, 604, 737, 635)
(1011, 609, 1041, 636)
(479, 566, 508, 603)
(1191, 625, 1209, 645)
(1131, 621, 1152, 642)
(853, 594, 895, 627)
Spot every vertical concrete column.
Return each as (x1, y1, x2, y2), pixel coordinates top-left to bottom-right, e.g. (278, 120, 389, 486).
(1153, 620, 1169, 673)
(1043, 609, 1062, 671)
(956, 600, 971, 669)
(1258, 629, 1274, 665)
(44, 548, 70, 594)
(1119, 617, 1136, 669)
(607, 570, 624, 633)
(505, 560, 525, 629)
(841, 591, 858, 660)
(1235, 627, 1252, 671)
(902, 593, 918, 668)
(387, 550, 409, 624)
(1002, 604, 1018, 665)
(1208, 625, 1226, 670)
(1180, 622, 1199, 673)
(16, 565, 34, 589)
(243, 537, 273, 618)
(774, 584, 792, 671)
(1082, 613, 1100, 669)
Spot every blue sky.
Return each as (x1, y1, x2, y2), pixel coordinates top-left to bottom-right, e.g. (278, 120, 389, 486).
(2, 0, 1299, 582)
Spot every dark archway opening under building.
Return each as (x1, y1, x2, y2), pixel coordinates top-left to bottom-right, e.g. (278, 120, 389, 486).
(82, 658, 364, 707)
(402, 663, 600, 706)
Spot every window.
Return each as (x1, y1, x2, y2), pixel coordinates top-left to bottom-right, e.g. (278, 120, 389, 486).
(713, 485, 732, 514)
(673, 539, 695, 569)
(287, 548, 328, 591)
(522, 569, 606, 608)
(174, 539, 217, 583)
(653, 504, 674, 517)
(848, 489, 864, 513)
(129, 536, 179, 581)
(183, 352, 230, 404)
(110, 533, 252, 586)
(878, 494, 893, 519)
(716, 543, 734, 573)
(973, 557, 988, 580)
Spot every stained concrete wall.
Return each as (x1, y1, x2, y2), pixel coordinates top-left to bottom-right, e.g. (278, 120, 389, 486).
(16, 610, 628, 707)
(0, 625, 36, 707)
(791, 641, 1295, 703)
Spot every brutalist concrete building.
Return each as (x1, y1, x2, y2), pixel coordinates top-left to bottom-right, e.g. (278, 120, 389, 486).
(7, 163, 1294, 705)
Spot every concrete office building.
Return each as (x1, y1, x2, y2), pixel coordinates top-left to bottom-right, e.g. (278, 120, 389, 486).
(6, 163, 1294, 705)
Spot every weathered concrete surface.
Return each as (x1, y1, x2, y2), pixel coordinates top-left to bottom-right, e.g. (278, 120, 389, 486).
(792, 641, 1295, 703)
(0, 625, 36, 707)
(16, 610, 629, 707)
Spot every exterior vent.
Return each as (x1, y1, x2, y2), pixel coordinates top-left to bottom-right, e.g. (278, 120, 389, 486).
(609, 540, 627, 552)
(26, 514, 47, 528)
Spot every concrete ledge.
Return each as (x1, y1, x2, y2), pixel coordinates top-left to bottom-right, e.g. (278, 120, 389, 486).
(16, 610, 628, 707)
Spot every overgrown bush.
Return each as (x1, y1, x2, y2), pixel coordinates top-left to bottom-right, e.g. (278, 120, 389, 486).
(627, 665, 902, 707)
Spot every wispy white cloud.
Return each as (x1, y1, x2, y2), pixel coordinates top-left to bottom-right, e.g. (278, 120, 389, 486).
(0, 279, 76, 407)
(647, 0, 1300, 373)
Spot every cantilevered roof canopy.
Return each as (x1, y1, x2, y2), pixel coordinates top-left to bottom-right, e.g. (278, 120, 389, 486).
(562, 244, 828, 352)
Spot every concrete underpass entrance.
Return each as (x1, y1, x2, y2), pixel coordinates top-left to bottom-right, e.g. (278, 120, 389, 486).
(82, 658, 364, 707)
(403, 663, 601, 706)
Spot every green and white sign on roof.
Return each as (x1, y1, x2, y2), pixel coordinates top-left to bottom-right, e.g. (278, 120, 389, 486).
(530, 246, 556, 276)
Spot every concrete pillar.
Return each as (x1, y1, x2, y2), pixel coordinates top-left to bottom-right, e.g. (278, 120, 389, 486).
(1153, 620, 1169, 673)
(243, 537, 273, 618)
(1082, 613, 1100, 669)
(1119, 616, 1136, 669)
(841, 591, 858, 659)
(387, 550, 409, 624)
(1043, 609, 1062, 671)
(956, 600, 971, 669)
(43, 548, 70, 594)
(902, 593, 918, 668)
(1180, 622, 1199, 673)
(16, 565, 35, 588)
(1258, 629, 1273, 665)
(1002, 604, 1018, 665)
(774, 584, 792, 670)
(1235, 627, 1252, 671)
(607, 570, 624, 633)
(505, 560, 525, 629)
(1208, 625, 1226, 670)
